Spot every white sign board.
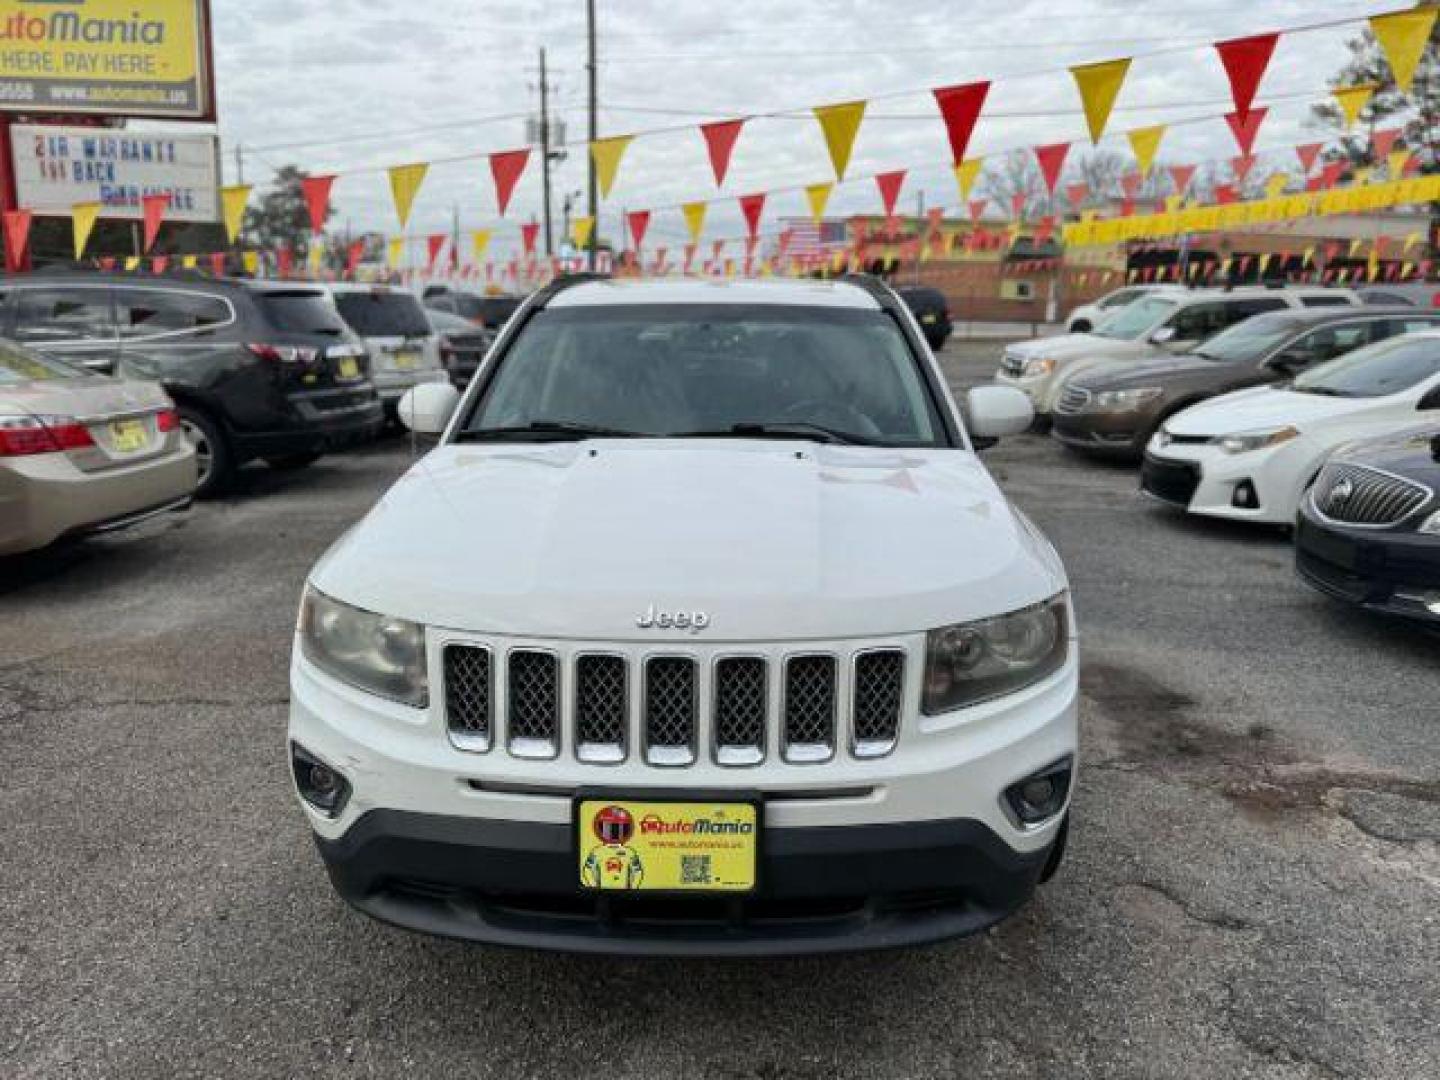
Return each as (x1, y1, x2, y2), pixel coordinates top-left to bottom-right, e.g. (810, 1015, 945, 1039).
(11, 124, 219, 223)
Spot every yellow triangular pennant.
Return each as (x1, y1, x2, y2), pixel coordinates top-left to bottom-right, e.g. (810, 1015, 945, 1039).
(813, 101, 867, 180)
(805, 182, 833, 224)
(590, 136, 633, 199)
(220, 184, 252, 245)
(388, 162, 429, 229)
(1127, 125, 1165, 177)
(71, 201, 101, 260)
(1389, 149, 1411, 177)
(181, 254, 197, 270)
(472, 229, 491, 261)
(1371, 7, 1438, 94)
(1404, 231, 1424, 254)
(1334, 85, 1375, 129)
(1265, 173, 1289, 199)
(954, 158, 984, 201)
(242, 251, 259, 275)
(124, 256, 141, 271)
(1070, 58, 1131, 144)
(387, 237, 405, 268)
(681, 201, 707, 243)
(571, 215, 595, 250)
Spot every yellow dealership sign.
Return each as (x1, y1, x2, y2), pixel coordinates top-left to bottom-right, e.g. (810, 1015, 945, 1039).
(0, 0, 211, 119)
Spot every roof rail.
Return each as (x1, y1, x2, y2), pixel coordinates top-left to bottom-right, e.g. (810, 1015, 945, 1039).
(836, 272, 904, 311)
(530, 271, 612, 308)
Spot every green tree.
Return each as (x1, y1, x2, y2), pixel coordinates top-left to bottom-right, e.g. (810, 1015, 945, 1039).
(1311, 6, 1440, 253)
(242, 165, 332, 259)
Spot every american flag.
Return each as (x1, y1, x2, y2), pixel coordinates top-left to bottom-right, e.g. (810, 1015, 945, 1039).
(776, 217, 850, 259)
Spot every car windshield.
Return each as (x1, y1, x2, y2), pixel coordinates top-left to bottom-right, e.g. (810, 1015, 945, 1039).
(461, 304, 945, 446)
(0, 343, 88, 384)
(1192, 314, 1305, 362)
(1293, 335, 1440, 397)
(1093, 296, 1177, 340)
(334, 291, 432, 337)
(259, 290, 349, 335)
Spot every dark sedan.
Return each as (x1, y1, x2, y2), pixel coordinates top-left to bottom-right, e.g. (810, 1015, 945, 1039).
(1296, 425, 1440, 626)
(427, 309, 491, 389)
(1052, 307, 1440, 461)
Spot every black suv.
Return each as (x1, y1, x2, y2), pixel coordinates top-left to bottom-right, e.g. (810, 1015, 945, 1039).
(896, 285, 953, 350)
(423, 285, 524, 330)
(0, 273, 383, 496)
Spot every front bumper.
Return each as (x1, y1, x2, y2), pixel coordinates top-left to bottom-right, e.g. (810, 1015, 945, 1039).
(1052, 409, 1150, 458)
(1295, 504, 1440, 624)
(1140, 438, 1315, 525)
(315, 809, 1059, 956)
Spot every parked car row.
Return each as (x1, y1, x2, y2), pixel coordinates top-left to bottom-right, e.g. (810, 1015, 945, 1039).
(0, 271, 518, 556)
(1010, 283, 1440, 627)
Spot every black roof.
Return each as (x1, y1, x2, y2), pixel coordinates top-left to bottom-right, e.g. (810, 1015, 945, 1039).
(0, 269, 331, 294)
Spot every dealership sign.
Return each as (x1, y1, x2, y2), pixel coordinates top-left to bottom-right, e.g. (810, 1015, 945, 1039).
(0, 0, 211, 119)
(12, 124, 219, 222)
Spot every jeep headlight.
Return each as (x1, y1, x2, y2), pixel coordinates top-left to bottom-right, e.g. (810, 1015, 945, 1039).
(1420, 509, 1440, 536)
(1023, 357, 1057, 376)
(923, 595, 1069, 715)
(300, 586, 429, 706)
(1092, 387, 1163, 410)
(1211, 426, 1299, 455)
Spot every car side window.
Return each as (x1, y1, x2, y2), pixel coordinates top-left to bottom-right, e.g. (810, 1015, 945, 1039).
(1387, 317, 1440, 336)
(114, 289, 231, 339)
(1167, 302, 1230, 341)
(11, 288, 116, 342)
(1288, 323, 1373, 365)
(1300, 295, 1353, 307)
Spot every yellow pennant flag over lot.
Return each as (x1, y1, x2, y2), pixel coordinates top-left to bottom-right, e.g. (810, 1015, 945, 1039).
(1265, 173, 1289, 199)
(71, 201, 100, 260)
(571, 215, 595, 250)
(388, 163, 429, 229)
(953, 158, 983, 200)
(813, 101, 867, 180)
(472, 229, 491, 261)
(681, 201, 707, 243)
(1070, 58, 1131, 144)
(221, 184, 252, 244)
(181, 255, 197, 270)
(1333, 85, 1375, 128)
(805, 182, 833, 224)
(124, 256, 141, 271)
(1127, 125, 1166, 177)
(1371, 7, 1438, 94)
(590, 136, 633, 199)
(242, 251, 259, 275)
(1389, 149, 1411, 177)
(387, 237, 405, 268)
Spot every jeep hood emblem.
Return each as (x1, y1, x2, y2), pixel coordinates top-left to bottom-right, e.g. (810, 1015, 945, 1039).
(637, 604, 710, 633)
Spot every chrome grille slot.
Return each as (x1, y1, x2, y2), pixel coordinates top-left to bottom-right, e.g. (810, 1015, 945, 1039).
(574, 655, 627, 763)
(1313, 464, 1431, 526)
(507, 650, 559, 758)
(644, 657, 697, 766)
(1055, 385, 1091, 415)
(783, 655, 837, 763)
(852, 651, 904, 757)
(443, 644, 491, 752)
(714, 657, 767, 766)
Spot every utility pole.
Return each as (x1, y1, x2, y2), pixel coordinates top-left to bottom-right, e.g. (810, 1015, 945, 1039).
(539, 47, 554, 257)
(585, 0, 598, 270)
(452, 203, 461, 277)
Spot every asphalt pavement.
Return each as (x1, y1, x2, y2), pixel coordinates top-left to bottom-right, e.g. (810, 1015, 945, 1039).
(2, 341, 1437, 1079)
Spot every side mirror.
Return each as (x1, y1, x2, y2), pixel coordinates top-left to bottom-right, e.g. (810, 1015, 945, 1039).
(1150, 326, 1178, 345)
(398, 382, 461, 435)
(966, 385, 1034, 441)
(1268, 348, 1314, 374)
(1417, 383, 1440, 411)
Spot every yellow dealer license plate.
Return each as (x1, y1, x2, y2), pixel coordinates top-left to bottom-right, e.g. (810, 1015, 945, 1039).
(577, 799, 758, 893)
(392, 350, 419, 370)
(336, 356, 360, 380)
(109, 419, 148, 453)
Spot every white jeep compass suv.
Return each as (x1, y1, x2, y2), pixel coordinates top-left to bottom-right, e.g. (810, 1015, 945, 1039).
(288, 275, 1078, 956)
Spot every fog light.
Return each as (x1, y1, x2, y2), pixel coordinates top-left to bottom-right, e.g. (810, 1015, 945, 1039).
(291, 743, 351, 818)
(1232, 480, 1259, 509)
(1004, 756, 1073, 826)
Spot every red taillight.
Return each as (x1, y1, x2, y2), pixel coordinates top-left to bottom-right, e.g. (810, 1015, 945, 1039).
(0, 415, 95, 457)
(156, 408, 179, 433)
(246, 343, 283, 363)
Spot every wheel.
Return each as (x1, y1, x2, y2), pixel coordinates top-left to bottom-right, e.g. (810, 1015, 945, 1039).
(177, 406, 232, 498)
(1040, 813, 1069, 884)
(264, 452, 322, 471)
(1071, 320, 1092, 333)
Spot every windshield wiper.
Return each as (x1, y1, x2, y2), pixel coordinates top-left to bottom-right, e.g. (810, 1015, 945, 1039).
(1291, 385, 1352, 397)
(454, 420, 643, 442)
(671, 422, 880, 446)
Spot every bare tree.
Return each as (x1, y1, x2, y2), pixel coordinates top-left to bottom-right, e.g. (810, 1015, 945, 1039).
(979, 150, 1046, 219)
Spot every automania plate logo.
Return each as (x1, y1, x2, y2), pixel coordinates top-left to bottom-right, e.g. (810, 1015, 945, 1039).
(639, 813, 753, 836)
(636, 604, 710, 633)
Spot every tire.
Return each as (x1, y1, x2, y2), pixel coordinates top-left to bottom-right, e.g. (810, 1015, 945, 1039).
(1071, 320, 1092, 333)
(177, 406, 232, 499)
(264, 452, 322, 471)
(1040, 813, 1069, 884)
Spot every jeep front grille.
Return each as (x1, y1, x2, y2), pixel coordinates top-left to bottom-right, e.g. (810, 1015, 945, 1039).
(783, 655, 838, 763)
(507, 650, 560, 758)
(1312, 463, 1432, 527)
(574, 655, 627, 763)
(852, 651, 905, 757)
(714, 657, 768, 765)
(644, 657, 698, 765)
(443, 644, 491, 751)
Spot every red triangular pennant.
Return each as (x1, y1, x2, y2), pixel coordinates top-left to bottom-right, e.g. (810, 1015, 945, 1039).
(519, 222, 539, 256)
(1319, 161, 1346, 189)
(489, 149, 531, 216)
(1215, 32, 1278, 122)
(300, 176, 333, 235)
(4, 208, 33, 271)
(1011, 193, 1027, 219)
(209, 252, 227, 276)
(1065, 182, 1089, 207)
(1215, 184, 1238, 205)
(1231, 154, 1257, 182)
(151, 255, 169, 274)
(1224, 108, 1267, 155)
(1120, 173, 1143, 198)
(739, 192, 766, 239)
(427, 234, 447, 267)
(1371, 127, 1402, 161)
(932, 81, 991, 165)
(1295, 142, 1324, 174)
(277, 247, 294, 278)
(699, 120, 744, 187)
(627, 209, 651, 250)
(968, 199, 987, 223)
(142, 193, 171, 252)
(1169, 164, 1197, 194)
(1034, 142, 1070, 195)
(875, 170, 907, 217)
(346, 240, 366, 275)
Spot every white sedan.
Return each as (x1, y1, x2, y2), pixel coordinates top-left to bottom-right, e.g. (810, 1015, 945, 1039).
(1141, 330, 1440, 524)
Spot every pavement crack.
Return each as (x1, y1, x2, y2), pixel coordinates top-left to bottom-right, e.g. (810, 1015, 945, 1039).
(1118, 881, 1253, 932)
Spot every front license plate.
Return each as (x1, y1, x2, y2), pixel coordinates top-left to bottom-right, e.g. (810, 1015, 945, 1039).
(108, 419, 148, 452)
(336, 356, 360, 380)
(577, 799, 758, 893)
(391, 350, 419, 370)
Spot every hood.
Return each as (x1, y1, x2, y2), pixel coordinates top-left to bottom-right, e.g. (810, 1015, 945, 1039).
(1073, 355, 1234, 392)
(0, 372, 170, 418)
(311, 441, 1067, 642)
(1007, 333, 1142, 360)
(1333, 423, 1440, 481)
(1165, 385, 1369, 436)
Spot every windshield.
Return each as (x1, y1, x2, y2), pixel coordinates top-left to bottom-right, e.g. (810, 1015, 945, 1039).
(1293, 336, 1440, 397)
(259, 291, 349, 335)
(1192, 314, 1304, 362)
(1093, 296, 1178, 340)
(0, 343, 88, 384)
(461, 304, 945, 446)
(334, 291, 432, 337)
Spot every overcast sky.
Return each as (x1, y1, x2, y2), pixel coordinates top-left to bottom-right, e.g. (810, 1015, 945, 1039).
(202, 0, 1381, 257)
